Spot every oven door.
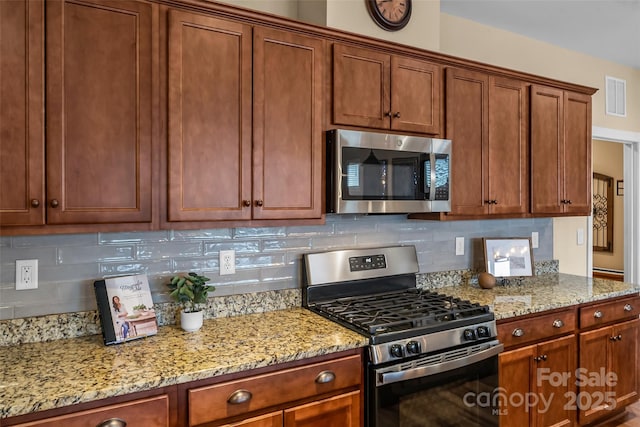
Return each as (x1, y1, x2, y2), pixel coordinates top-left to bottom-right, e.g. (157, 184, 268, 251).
(368, 340, 503, 427)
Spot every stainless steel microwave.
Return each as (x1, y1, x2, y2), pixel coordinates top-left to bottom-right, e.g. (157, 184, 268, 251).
(326, 129, 451, 214)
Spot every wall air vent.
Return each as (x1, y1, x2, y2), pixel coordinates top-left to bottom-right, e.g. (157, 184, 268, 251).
(605, 76, 626, 117)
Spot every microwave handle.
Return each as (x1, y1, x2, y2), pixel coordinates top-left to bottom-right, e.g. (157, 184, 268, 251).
(428, 153, 436, 201)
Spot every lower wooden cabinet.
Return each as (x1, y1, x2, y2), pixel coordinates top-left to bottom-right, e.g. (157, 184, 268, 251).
(224, 391, 360, 427)
(187, 353, 362, 427)
(9, 395, 171, 427)
(499, 334, 576, 427)
(578, 317, 639, 424)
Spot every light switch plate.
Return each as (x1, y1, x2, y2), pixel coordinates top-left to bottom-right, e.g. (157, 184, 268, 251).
(455, 237, 464, 256)
(531, 232, 539, 249)
(577, 228, 585, 246)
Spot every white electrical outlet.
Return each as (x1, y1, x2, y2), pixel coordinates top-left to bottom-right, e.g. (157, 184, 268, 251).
(16, 259, 38, 290)
(455, 237, 464, 256)
(220, 250, 236, 275)
(531, 232, 539, 249)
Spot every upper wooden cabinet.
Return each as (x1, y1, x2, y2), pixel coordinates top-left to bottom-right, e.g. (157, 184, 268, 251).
(46, 0, 154, 224)
(531, 85, 592, 215)
(0, 0, 44, 226)
(166, 12, 323, 223)
(332, 44, 441, 135)
(443, 68, 528, 217)
(166, 10, 253, 222)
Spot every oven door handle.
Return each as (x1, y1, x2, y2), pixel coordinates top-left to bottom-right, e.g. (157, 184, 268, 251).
(376, 342, 504, 387)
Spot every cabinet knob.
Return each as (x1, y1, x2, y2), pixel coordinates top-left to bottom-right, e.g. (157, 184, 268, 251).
(227, 389, 252, 405)
(617, 334, 622, 341)
(50, 199, 59, 208)
(255, 200, 264, 207)
(512, 328, 525, 337)
(30, 199, 40, 208)
(96, 419, 127, 427)
(315, 370, 336, 384)
(534, 354, 548, 362)
(384, 111, 392, 118)
(393, 112, 401, 118)
(242, 200, 251, 207)
(552, 319, 564, 328)
(567, 200, 572, 204)
(594, 310, 603, 319)
(624, 304, 633, 312)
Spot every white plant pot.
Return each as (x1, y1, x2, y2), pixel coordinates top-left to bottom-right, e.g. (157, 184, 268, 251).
(180, 309, 204, 332)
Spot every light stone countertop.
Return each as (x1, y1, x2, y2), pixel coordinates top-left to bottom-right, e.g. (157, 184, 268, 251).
(0, 308, 368, 420)
(424, 273, 640, 320)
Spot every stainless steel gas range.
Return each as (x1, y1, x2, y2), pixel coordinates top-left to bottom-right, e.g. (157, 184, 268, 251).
(303, 245, 504, 427)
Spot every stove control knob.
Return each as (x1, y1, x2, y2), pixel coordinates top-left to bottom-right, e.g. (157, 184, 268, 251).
(463, 329, 477, 341)
(476, 326, 490, 338)
(389, 344, 404, 358)
(406, 341, 421, 355)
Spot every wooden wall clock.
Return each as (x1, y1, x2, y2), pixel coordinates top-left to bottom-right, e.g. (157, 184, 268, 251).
(366, 0, 412, 31)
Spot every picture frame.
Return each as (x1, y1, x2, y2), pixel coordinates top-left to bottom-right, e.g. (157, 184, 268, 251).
(483, 237, 534, 277)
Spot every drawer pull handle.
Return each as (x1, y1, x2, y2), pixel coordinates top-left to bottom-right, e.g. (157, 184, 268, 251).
(227, 389, 252, 405)
(512, 328, 525, 337)
(315, 370, 336, 384)
(97, 419, 127, 427)
(624, 304, 633, 312)
(594, 310, 603, 319)
(552, 319, 564, 328)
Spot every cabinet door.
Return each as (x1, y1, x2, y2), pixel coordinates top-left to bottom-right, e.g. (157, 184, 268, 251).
(333, 44, 390, 129)
(531, 85, 564, 214)
(445, 67, 489, 216)
(563, 91, 592, 215)
(535, 335, 576, 427)
(488, 77, 529, 215)
(283, 391, 360, 427)
(0, 0, 44, 226)
(221, 411, 283, 427)
(253, 27, 324, 220)
(499, 344, 535, 427)
(167, 10, 252, 221)
(10, 395, 170, 427)
(390, 57, 441, 135)
(578, 325, 611, 424)
(611, 318, 639, 411)
(46, 0, 153, 224)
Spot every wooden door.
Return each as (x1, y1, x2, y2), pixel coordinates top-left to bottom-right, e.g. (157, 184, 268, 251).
(283, 391, 360, 427)
(445, 67, 489, 216)
(167, 10, 252, 221)
(488, 77, 529, 215)
(333, 44, 390, 129)
(563, 91, 592, 215)
(578, 325, 611, 424)
(221, 411, 283, 427)
(499, 344, 535, 427)
(46, 0, 153, 224)
(253, 27, 324, 220)
(390, 56, 441, 135)
(610, 318, 639, 411)
(535, 335, 576, 427)
(531, 85, 564, 214)
(0, 0, 45, 226)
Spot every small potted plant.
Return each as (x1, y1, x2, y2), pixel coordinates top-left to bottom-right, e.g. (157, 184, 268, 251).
(167, 272, 215, 332)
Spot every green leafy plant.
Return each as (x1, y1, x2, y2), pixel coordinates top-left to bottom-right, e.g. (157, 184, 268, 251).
(167, 272, 215, 313)
(132, 304, 147, 311)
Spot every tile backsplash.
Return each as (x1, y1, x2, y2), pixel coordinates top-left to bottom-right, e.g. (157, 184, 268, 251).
(0, 215, 553, 320)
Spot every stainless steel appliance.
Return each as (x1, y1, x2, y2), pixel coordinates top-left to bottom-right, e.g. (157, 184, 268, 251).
(303, 245, 503, 427)
(326, 129, 451, 214)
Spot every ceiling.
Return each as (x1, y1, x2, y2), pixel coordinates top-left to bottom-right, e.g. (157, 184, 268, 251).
(439, 0, 640, 70)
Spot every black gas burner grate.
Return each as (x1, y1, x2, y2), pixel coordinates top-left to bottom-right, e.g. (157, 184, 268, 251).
(314, 289, 490, 335)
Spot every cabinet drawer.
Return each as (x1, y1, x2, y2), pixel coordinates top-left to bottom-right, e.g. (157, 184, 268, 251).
(11, 395, 170, 427)
(498, 309, 576, 348)
(580, 295, 640, 329)
(188, 355, 361, 426)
